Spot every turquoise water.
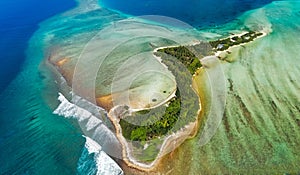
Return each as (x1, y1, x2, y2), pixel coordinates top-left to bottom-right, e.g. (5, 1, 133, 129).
(1, 0, 300, 174)
(0, 1, 83, 174)
(158, 1, 300, 174)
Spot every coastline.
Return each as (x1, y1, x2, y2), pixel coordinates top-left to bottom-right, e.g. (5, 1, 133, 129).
(107, 95, 201, 172)
(118, 29, 269, 171)
(48, 45, 201, 172)
(103, 45, 203, 172)
(49, 29, 269, 172)
(214, 30, 268, 59)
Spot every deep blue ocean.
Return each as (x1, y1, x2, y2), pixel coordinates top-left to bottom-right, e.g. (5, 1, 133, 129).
(0, 0, 76, 91)
(0, 0, 278, 174)
(100, 0, 273, 28)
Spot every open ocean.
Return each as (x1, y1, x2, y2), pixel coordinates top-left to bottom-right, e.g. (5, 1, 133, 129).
(1, 0, 299, 174)
(0, 0, 83, 174)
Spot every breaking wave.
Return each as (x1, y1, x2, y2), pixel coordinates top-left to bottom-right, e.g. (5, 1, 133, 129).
(54, 93, 123, 174)
(77, 136, 123, 175)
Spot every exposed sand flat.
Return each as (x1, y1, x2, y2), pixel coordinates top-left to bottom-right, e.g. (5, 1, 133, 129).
(56, 57, 70, 66)
(96, 94, 114, 111)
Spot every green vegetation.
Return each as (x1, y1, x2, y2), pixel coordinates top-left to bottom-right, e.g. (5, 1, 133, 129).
(120, 90, 181, 141)
(119, 31, 263, 144)
(119, 31, 264, 143)
(157, 46, 202, 74)
(209, 31, 264, 51)
(119, 44, 201, 143)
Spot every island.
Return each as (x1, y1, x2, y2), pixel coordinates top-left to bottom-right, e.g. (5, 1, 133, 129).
(50, 29, 267, 172)
(209, 31, 264, 51)
(103, 30, 267, 171)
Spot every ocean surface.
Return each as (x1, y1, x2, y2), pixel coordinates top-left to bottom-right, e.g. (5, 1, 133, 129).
(1, 0, 299, 174)
(0, 0, 83, 174)
(0, 0, 76, 92)
(100, 0, 273, 28)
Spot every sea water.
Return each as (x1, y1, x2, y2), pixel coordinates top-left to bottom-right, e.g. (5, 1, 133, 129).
(1, 0, 299, 174)
(0, 0, 82, 174)
(0, 0, 76, 91)
(100, 0, 273, 28)
(156, 1, 300, 174)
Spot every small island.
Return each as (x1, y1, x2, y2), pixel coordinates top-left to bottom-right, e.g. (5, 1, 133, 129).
(209, 31, 264, 51)
(50, 29, 267, 171)
(156, 30, 265, 65)
(108, 30, 267, 169)
(114, 43, 201, 163)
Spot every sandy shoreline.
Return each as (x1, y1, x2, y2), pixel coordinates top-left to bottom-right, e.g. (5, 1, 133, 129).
(104, 45, 203, 172)
(108, 94, 201, 172)
(214, 30, 268, 58)
(50, 29, 268, 173)
(47, 45, 199, 172)
(153, 30, 268, 63)
(114, 30, 269, 172)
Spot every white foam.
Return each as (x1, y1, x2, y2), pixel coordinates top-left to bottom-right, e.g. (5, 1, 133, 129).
(95, 151, 123, 175)
(54, 92, 122, 157)
(84, 135, 102, 154)
(54, 94, 123, 174)
(54, 93, 92, 122)
(84, 136, 124, 175)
